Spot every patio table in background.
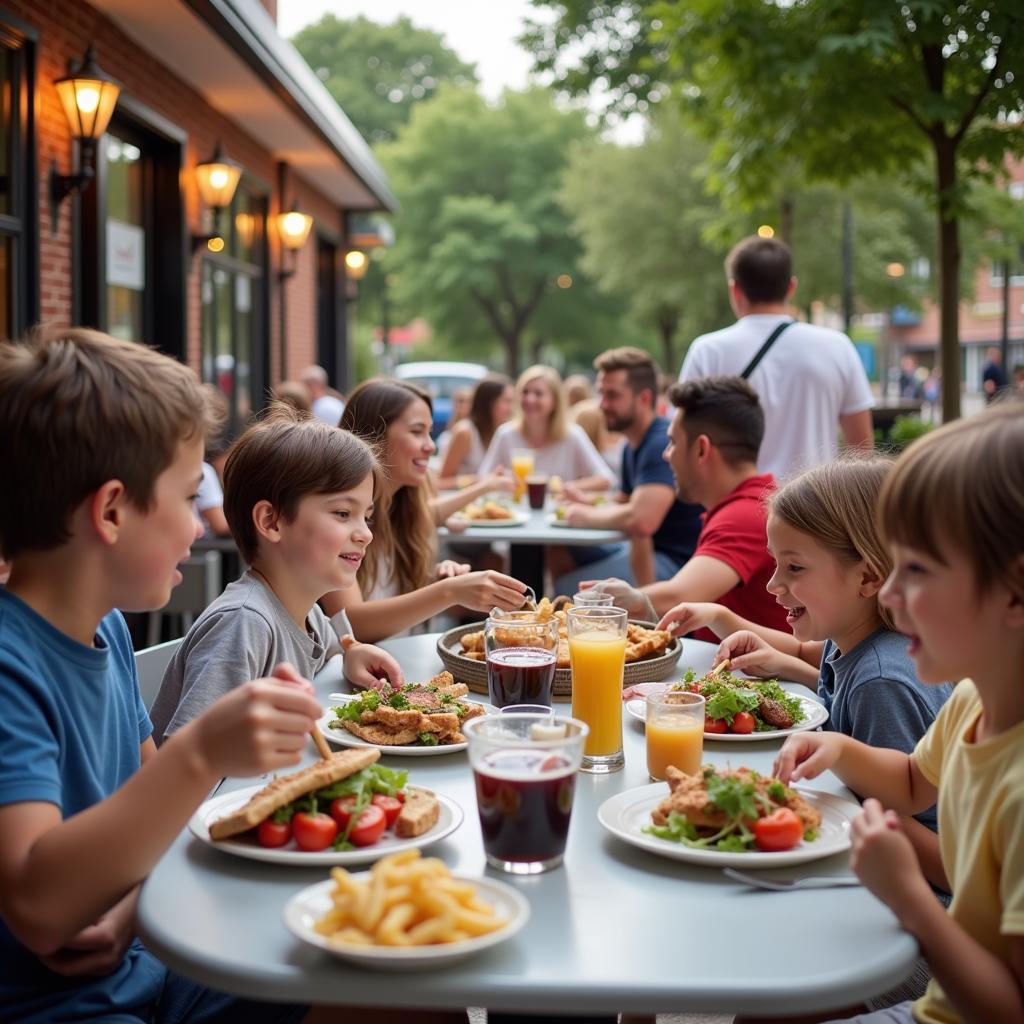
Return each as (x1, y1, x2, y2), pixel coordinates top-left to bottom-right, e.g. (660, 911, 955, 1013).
(137, 635, 918, 1017)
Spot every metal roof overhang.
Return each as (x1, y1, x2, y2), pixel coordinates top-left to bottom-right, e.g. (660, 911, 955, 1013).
(85, 0, 397, 212)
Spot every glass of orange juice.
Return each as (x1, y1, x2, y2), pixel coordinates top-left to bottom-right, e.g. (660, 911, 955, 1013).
(568, 605, 627, 773)
(510, 448, 535, 501)
(646, 691, 705, 781)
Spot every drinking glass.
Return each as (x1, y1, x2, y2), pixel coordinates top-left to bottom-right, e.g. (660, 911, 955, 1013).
(646, 691, 706, 781)
(510, 448, 535, 501)
(573, 590, 615, 607)
(484, 611, 558, 709)
(567, 606, 627, 773)
(525, 474, 549, 510)
(464, 712, 588, 874)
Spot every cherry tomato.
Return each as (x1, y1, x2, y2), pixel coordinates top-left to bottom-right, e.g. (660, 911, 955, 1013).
(349, 803, 387, 847)
(731, 711, 756, 734)
(371, 794, 403, 828)
(703, 715, 728, 734)
(257, 819, 292, 848)
(753, 808, 804, 852)
(292, 812, 338, 851)
(329, 796, 359, 829)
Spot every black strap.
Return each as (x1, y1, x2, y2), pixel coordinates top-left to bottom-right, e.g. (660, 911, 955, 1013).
(739, 321, 793, 380)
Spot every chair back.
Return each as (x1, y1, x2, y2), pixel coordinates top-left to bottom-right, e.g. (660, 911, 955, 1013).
(135, 638, 182, 711)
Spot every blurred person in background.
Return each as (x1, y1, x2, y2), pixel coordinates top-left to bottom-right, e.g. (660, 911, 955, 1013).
(563, 373, 593, 408)
(438, 375, 515, 488)
(300, 364, 345, 424)
(272, 379, 313, 415)
(435, 385, 474, 464)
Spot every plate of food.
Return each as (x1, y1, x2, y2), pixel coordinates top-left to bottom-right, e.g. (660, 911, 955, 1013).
(623, 669, 828, 740)
(598, 765, 859, 867)
(189, 748, 463, 865)
(284, 849, 529, 970)
(437, 598, 681, 696)
(450, 501, 528, 528)
(319, 673, 495, 755)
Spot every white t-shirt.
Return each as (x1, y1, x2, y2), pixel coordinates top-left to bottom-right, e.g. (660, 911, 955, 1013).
(678, 315, 874, 480)
(477, 422, 616, 486)
(312, 394, 344, 426)
(193, 462, 223, 537)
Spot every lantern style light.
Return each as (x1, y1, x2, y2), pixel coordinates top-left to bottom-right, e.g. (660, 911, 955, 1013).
(191, 142, 243, 253)
(277, 205, 314, 251)
(344, 249, 369, 281)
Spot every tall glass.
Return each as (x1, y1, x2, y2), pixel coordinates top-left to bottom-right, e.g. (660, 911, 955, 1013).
(573, 590, 615, 607)
(568, 606, 627, 773)
(646, 691, 705, 781)
(485, 611, 558, 709)
(465, 712, 588, 874)
(510, 448, 535, 502)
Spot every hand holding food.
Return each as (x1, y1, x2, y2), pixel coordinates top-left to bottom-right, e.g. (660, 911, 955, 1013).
(657, 602, 724, 637)
(314, 849, 509, 947)
(343, 642, 404, 692)
(715, 630, 791, 679)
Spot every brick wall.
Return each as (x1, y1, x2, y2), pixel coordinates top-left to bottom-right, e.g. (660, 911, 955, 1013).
(14, 0, 347, 385)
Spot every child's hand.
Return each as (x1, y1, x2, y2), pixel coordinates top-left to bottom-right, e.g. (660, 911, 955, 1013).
(716, 630, 784, 678)
(578, 579, 656, 621)
(436, 559, 471, 579)
(344, 642, 404, 691)
(772, 732, 842, 784)
(657, 602, 722, 637)
(448, 570, 527, 613)
(38, 886, 139, 977)
(191, 666, 321, 777)
(850, 799, 931, 918)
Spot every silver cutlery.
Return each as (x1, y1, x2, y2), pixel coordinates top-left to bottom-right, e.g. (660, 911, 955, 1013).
(723, 867, 861, 891)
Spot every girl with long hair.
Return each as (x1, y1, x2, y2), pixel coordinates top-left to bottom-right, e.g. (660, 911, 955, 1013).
(322, 379, 527, 641)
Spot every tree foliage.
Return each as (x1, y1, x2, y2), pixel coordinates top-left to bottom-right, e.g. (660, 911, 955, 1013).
(378, 87, 625, 375)
(291, 15, 477, 145)
(523, 1, 1024, 418)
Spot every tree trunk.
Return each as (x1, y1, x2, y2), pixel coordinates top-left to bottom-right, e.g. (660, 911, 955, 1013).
(504, 331, 521, 377)
(656, 309, 679, 376)
(934, 136, 961, 422)
(779, 196, 795, 246)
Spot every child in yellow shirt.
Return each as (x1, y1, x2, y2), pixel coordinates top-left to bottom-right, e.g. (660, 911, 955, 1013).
(774, 402, 1024, 1024)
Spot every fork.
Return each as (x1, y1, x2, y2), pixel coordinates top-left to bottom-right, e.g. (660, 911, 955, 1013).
(723, 867, 861, 891)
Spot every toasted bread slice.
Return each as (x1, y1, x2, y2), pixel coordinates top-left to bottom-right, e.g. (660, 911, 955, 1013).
(344, 720, 421, 745)
(395, 788, 441, 837)
(209, 748, 379, 840)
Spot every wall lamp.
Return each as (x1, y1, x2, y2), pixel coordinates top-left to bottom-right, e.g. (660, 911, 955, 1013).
(276, 201, 314, 279)
(344, 249, 369, 281)
(191, 142, 242, 253)
(49, 45, 121, 233)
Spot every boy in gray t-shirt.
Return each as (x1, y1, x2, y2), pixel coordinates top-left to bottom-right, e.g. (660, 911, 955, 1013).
(151, 410, 403, 745)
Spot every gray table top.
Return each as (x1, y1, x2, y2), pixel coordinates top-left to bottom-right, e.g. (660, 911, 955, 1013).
(137, 636, 917, 1016)
(440, 502, 625, 548)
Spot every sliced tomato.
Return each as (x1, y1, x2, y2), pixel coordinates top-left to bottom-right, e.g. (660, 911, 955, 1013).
(349, 803, 387, 847)
(371, 794, 403, 828)
(329, 796, 359, 829)
(703, 715, 728, 734)
(256, 819, 292, 848)
(731, 711, 756, 734)
(753, 807, 804, 852)
(292, 811, 338, 851)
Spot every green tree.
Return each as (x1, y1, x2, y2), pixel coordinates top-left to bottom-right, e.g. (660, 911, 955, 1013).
(523, 1, 1024, 420)
(378, 86, 624, 375)
(291, 15, 477, 145)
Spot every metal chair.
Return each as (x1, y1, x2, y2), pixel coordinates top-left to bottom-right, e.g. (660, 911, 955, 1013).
(134, 637, 182, 712)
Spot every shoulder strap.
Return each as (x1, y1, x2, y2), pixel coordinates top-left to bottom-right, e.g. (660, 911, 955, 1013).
(739, 321, 794, 380)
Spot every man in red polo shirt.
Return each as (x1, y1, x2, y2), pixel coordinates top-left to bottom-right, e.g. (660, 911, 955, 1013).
(582, 375, 789, 640)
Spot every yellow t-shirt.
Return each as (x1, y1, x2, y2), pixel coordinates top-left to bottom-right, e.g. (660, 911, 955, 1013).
(912, 679, 1024, 1024)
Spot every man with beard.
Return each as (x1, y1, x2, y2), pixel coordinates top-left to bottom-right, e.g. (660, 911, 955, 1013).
(553, 347, 702, 594)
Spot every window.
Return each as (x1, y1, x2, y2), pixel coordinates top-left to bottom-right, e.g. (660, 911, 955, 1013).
(0, 16, 38, 337)
(201, 184, 268, 436)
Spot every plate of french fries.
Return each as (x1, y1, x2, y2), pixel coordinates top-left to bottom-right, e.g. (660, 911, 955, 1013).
(284, 849, 530, 969)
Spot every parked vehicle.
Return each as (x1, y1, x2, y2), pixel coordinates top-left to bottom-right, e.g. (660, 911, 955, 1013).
(395, 361, 488, 438)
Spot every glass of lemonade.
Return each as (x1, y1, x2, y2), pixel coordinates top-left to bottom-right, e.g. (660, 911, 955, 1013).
(510, 448, 535, 501)
(567, 605, 627, 773)
(465, 712, 588, 874)
(645, 690, 706, 781)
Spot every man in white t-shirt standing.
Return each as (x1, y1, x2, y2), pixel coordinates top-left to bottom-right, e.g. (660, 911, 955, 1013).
(678, 235, 874, 480)
(300, 364, 345, 425)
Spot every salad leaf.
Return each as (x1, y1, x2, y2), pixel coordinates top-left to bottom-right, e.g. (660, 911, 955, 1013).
(417, 731, 439, 746)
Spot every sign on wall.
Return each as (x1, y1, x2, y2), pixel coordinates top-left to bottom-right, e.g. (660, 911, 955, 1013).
(107, 220, 146, 290)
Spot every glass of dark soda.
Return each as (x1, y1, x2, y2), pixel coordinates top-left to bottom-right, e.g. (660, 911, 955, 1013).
(484, 612, 558, 709)
(464, 713, 588, 873)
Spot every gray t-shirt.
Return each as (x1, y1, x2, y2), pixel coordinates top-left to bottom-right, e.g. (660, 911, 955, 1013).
(817, 627, 955, 832)
(150, 573, 350, 744)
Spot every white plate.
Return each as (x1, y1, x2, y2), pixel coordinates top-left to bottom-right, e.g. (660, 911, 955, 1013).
(189, 785, 463, 866)
(451, 510, 529, 529)
(598, 781, 858, 867)
(284, 873, 530, 969)
(318, 702, 498, 756)
(624, 692, 828, 740)
(546, 515, 576, 528)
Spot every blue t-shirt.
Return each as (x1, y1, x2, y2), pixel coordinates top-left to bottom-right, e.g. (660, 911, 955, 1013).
(817, 627, 955, 832)
(0, 589, 164, 1023)
(620, 416, 703, 569)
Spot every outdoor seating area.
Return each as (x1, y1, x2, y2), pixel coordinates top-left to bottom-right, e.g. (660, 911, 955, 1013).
(1, 4, 1023, 1024)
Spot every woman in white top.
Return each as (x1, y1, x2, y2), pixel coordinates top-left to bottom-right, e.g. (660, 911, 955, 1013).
(478, 365, 616, 490)
(321, 378, 528, 642)
(437, 375, 515, 487)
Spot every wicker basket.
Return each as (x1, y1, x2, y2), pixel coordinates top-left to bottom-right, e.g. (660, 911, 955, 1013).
(436, 620, 683, 698)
